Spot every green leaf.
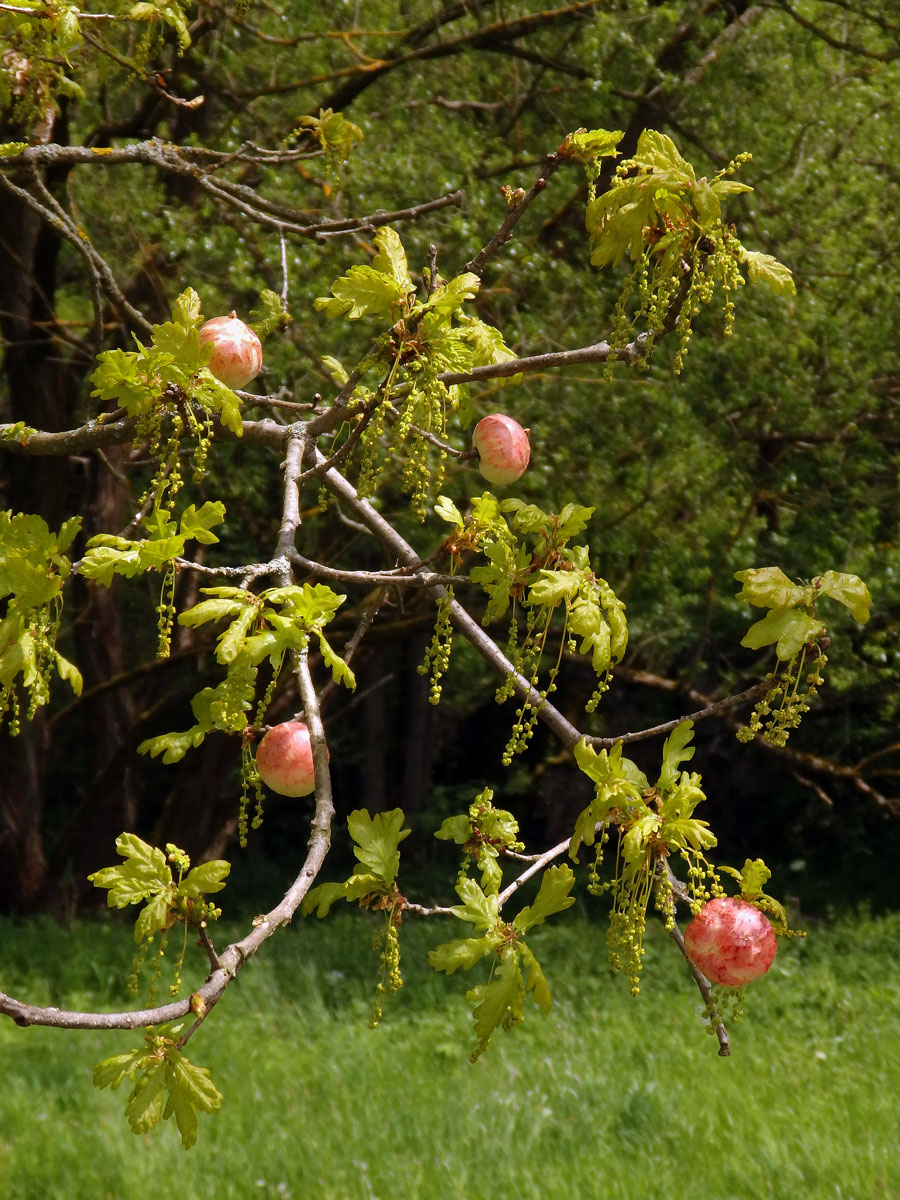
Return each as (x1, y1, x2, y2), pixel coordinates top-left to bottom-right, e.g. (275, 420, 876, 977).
(434, 815, 471, 843)
(562, 127, 623, 163)
(371, 227, 412, 292)
(298, 107, 363, 164)
(656, 720, 695, 792)
(0, 634, 34, 688)
(180, 859, 230, 898)
(301, 874, 381, 917)
(519, 942, 551, 1013)
(179, 502, 225, 545)
(93, 1049, 146, 1092)
(528, 569, 580, 607)
(710, 179, 753, 198)
(315, 265, 405, 320)
(423, 273, 480, 317)
(815, 571, 871, 623)
(124, 1062, 168, 1135)
(172, 287, 202, 329)
(163, 1053, 222, 1149)
(178, 594, 251, 628)
(662, 817, 716, 853)
(738, 857, 771, 897)
(54, 652, 83, 697)
(741, 607, 825, 660)
(321, 355, 348, 386)
(79, 544, 142, 586)
(556, 504, 595, 541)
(622, 814, 661, 863)
(263, 582, 345, 628)
(692, 180, 721, 229)
(428, 936, 497, 975)
(734, 566, 811, 610)
(134, 890, 173, 943)
(513, 865, 575, 933)
(216, 604, 259, 665)
(573, 739, 649, 792)
(450, 877, 500, 932)
(316, 631, 356, 690)
(88, 834, 171, 908)
(347, 808, 410, 886)
(635, 129, 695, 181)
(434, 495, 464, 529)
(137, 728, 206, 764)
(467, 948, 523, 1053)
(743, 250, 796, 296)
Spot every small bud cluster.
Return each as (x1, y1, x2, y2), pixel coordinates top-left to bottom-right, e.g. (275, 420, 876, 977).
(737, 648, 827, 747)
(419, 588, 455, 705)
(156, 567, 177, 658)
(370, 919, 403, 1028)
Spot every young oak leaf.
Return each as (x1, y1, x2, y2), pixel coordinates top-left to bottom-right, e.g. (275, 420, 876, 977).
(428, 935, 499, 975)
(656, 720, 695, 793)
(87, 833, 170, 908)
(164, 1052, 223, 1150)
(816, 571, 871, 624)
(734, 566, 812, 609)
(512, 864, 575, 934)
(741, 606, 825, 661)
(348, 808, 411, 886)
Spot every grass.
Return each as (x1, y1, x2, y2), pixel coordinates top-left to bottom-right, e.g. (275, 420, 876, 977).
(1, 906, 899, 1200)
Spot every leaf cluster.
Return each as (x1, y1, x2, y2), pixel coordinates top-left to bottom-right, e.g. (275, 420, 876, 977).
(79, 501, 225, 587)
(435, 787, 524, 894)
(88, 832, 229, 947)
(93, 1022, 222, 1150)
(438, 491, 627, 685)
(0, 510, 82, 729)
(428, 865, 575, 1060)
(138, 582, 354, 763)
(302, 808, 410, 917)
(90, 288, 244, 437)
(735, 566, 871, 661)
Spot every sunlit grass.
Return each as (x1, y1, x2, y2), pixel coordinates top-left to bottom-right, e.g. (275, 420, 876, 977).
(2, 909, 899, 1199)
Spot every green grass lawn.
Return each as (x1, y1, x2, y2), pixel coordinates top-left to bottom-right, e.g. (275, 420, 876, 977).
(1, 906, 899, 1200)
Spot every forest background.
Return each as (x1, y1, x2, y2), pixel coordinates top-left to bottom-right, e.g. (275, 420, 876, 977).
(1, 0, 899, 925)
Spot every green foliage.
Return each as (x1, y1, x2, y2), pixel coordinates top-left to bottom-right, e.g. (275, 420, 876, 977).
(127, 1, 193, 54)
(0, 510, 82, 732)
(579, 127, 792, 370)
(315, 228, 517, 518)
(90, 289, 246, 509)
(88, 834, 228, 939)
(429, 865, 575, 1060)
(735, 566, 871, 745)
(291, 107, 363, 175)
(435, 786, 525, 894)
(303, 809, 410, 917)
(248, 289, 292, 339)
(571, 722, 781, 993)
(88, 834, 228, 998)
(303, 808, 411, 1025)
(81, 502, 225, 588)
(138, 582, 353, 778)
(93, 1022, 222, 1149)
(435, 492, 626, 757)
(3, 0, 896, 1156)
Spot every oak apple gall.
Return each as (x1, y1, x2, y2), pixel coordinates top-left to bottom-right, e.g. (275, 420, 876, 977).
(683, 896, 777, 987)
(472, 413, 531, 485)
(199, 312, 263, 389)
(256, 720, 316, 797)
